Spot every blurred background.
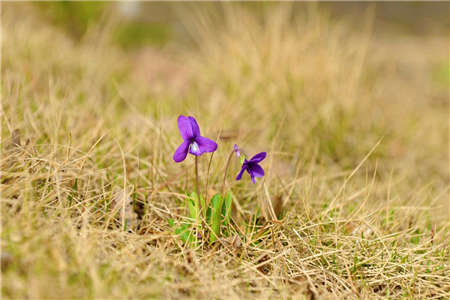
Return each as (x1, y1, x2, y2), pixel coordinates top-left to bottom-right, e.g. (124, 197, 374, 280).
(27, 1, 449, 104)
(32, 2, 449, 48)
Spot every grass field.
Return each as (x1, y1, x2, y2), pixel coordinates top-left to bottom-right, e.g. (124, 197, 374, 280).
(1, 3, 449, 299)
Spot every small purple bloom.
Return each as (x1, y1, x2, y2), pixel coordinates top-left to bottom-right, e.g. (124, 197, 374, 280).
(234, 144, 240, 157)
(236, 152, 266, 184)
(173, 115, 218, 163)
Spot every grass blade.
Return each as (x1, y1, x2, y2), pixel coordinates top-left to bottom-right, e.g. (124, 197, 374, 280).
(209, 193, 223, 243)
(222, 191, 232, 226)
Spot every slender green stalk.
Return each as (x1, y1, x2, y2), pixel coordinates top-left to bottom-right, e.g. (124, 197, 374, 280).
(221, 149, 235, 196)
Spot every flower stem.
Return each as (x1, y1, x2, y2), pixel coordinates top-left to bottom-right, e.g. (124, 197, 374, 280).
(195, 155, 201, 211)
(221, 149, 235, 195)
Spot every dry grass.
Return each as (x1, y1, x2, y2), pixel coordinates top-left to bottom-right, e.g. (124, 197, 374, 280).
(1, 3, 449, 299)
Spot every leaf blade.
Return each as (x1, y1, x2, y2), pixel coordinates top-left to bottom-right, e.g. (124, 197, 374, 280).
(210, 193, 223, 243)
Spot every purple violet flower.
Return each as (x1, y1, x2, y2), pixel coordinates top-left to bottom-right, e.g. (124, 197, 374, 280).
(236, 152, 266, 184)
(173, 115, 218, 163)
(234, 144, 240, 157)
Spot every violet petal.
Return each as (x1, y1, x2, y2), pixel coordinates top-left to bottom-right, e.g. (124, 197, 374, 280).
(173, 140, 190, 162)
(236, 166, 246, 181)
(188, 116, 201, 137)
(249, 163, 264, 178)
(249, 152, 266, 163)
(195, 136, 218, 154)
(234, 144, 240, 157)
(177, 115, 195, 140)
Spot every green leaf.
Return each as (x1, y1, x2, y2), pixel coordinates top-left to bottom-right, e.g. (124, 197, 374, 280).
(188, 191, 207, 222)
(174, 223, 189, 235)
(222, 191, 233, 226)
(175, 223, 194, 244)
(206, 205, 212, 223)
(187, 192, 201, 224)
(209, 193, 224, 243)
(200, 194, 206, 217)
(187, 196, 198, 221)
(168, 218, 175, 228)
